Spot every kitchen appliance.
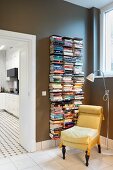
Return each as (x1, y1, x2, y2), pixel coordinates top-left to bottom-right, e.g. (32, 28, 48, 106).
(7, 68, 18, 78)
(14, 80, 19, 94)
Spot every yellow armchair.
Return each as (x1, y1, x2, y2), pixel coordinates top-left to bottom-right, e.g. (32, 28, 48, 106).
(60, 105, 103, 166)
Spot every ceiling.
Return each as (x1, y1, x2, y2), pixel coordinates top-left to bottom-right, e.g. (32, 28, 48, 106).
(0, 38, 26, 51)
(64, 0, 113, 9)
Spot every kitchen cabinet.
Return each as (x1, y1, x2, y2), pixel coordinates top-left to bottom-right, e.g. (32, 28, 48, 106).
(0, 93, 5, 110)
(5, 93, 19, 118)
(0, 93, 19, 118)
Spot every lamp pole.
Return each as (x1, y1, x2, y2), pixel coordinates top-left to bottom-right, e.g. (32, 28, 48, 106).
(86, 70, 113, 155)
(94, 70, 109, 150)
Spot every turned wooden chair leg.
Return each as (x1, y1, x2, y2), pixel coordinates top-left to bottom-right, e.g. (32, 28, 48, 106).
(85, 151, 90, 166)
(98, 144, 101, 153)
(62, 145, 66, 159)
(97, 136, 101, 153)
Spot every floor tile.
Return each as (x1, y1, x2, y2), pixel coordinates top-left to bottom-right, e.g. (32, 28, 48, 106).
(39, 160, 65, 170)
(28, 152, 53, 164)
(0, 111, 27, 158)
(100, 155, 113, 165)
(10, 153, 29, 161)
(66, 163, 94, 170)
(1, 145, 113, 170)
(55, 155, 82, 169)
(46, 148, 62, 158)
(0, 158, 11, 165)
(12, 157, 37, 170)
(21, 165, 42, 170)
(90, 158, 110, 170)
(102, 165, 113, 170)
(0, 162, 17, 170)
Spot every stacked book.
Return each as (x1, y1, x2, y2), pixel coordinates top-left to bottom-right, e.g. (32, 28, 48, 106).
(63, 37, 73, 56)
(63, 92, 75, 101)
(73, 38, 83, 57)
(50, 103, 64, 140)
(63, 75, 73, 83)
(50, 35, 63, 46)
(49, 83, 62, 92)
(63, 37, 73, 47)
(63, 47, 73, 56)
(50, 55, 63, 64)
(50, 64, 64, 74)
(64, 56, 76, 63)
(64, 63, 74, 74)
(74, 65, 83, 74)
(63, 103, 75, 129)
(49, 74, 63, 83)
(50, 45, 63, 55)
(63, 84, 73, 92)
(73, 39, 83, 49)
(49, 35, 84, 140)
(50, 92, 63, 101)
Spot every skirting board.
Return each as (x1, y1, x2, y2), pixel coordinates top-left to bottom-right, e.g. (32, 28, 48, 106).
(36, 136, 113, 151)
(36, 139, 61, 151)
(100, 136, 113, 149)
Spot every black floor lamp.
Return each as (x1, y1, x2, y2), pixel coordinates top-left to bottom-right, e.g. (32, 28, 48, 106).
(86, 70, 113, 155)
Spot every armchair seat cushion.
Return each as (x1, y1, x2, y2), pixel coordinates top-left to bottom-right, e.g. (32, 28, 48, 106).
(61, 126, 98, 145)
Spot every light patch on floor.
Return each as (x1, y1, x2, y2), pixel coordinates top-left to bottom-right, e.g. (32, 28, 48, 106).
(0, 147, 113, 170)
(0, 111, 27, 158)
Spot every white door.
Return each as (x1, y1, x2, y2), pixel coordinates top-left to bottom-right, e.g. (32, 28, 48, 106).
(0, 29, 36, 152)
(19, 44, 36, 152)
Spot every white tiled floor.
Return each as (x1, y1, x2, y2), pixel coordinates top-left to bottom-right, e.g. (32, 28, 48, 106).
(0, 146, 113, 170)
(0, 111, 27, 158)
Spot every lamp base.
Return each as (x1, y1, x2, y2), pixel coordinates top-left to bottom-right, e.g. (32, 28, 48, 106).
(102, 148, 113, 156)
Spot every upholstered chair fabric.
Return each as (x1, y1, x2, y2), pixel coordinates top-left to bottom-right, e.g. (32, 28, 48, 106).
(60, 105, 104, 166)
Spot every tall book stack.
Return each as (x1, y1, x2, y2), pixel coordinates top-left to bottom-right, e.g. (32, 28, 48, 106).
(49, 35, 84, 140)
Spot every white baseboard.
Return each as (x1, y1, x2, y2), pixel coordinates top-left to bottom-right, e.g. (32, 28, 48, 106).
(36, 139, 61, 151)
(36, 137, 113, 151)
(100, 136, 113, 149)
(36, 136, 113, 151)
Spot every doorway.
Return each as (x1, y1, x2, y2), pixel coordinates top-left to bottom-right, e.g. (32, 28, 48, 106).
(0, 30, 36, 156)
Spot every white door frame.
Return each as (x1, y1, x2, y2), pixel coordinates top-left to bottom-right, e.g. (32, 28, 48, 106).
(0, 29, 36, 152)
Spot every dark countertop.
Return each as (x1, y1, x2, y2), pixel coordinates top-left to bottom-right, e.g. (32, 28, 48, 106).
(0, 92, 19, 95)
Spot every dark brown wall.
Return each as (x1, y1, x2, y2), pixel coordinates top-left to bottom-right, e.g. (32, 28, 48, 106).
(0, 0, 89, 142)
(90, 77, 113, 139)
(87, 8, 113, 140)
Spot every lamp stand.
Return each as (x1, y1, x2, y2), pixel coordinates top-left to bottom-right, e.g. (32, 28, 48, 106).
(102, 90, 113, 155)
(86, 70, 113, 155)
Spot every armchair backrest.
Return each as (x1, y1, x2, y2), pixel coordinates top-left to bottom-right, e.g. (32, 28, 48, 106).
(77, 105, 103, 133)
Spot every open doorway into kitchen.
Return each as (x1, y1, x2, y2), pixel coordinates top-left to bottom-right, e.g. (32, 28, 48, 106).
(0, 30, 36, 158)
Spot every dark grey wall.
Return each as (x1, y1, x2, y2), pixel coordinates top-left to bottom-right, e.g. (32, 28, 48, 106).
(0, 0, 89, 142)
(88, 8, 100, 73)
(90, 78, 113, 139)
(87, 8, 113, 140)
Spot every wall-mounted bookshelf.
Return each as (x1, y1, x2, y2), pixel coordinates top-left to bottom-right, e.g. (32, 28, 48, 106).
(49, 35, 84, 140)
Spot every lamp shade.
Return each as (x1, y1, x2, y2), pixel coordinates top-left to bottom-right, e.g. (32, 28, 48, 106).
(86, 73, 95, 82)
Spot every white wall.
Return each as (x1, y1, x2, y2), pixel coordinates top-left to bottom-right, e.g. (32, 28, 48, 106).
(6, 49, 19, 70)
(5, 48, 20, 91)
(0, 51, 6, 89)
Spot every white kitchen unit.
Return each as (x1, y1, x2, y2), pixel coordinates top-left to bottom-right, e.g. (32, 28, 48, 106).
(0, 93, 19, 118)
(0, 93, 5, 110)
(5, 93, 19, 118)
(6, 49, 20, 80)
